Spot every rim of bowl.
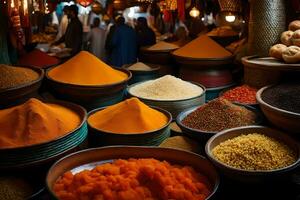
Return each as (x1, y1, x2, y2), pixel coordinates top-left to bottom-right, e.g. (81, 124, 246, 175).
(0, 65, 44, 93)
(176, 103, 263, 135)
(205, 125, 300, 174)
(171, 52, 234, 62)
(256, 85, 300, 117)
(46, 66, 132, 88)
(46, 146, 220, 200)
(87, 105, 172, 135)
(0, 99, 87, 150)
(141, 46, 179, 53)
(127, 81, 206, 102)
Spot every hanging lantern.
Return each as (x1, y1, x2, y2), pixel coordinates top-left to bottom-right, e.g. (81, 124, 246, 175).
(91, 1, 103, 15)
(77, 0, 94, 7)
(189, 6, 200, 18)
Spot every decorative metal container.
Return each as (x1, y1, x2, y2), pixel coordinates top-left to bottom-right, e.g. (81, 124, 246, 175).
(218, 0, 241, 13)
(248, 0, 286, 57)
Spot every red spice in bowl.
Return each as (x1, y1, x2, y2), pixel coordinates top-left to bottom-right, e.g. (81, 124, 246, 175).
(220, 85, 257, 105)
(18, 49, 60, 68)
(53, 158, 212, 200)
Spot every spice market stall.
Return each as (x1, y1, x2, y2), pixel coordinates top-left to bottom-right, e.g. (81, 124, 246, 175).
(0, 0, 300, 200)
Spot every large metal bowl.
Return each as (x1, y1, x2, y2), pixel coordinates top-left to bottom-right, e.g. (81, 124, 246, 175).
(256, 85, 300, 134)
(205, 126, 300, 183)
(46, 146, 219, 200)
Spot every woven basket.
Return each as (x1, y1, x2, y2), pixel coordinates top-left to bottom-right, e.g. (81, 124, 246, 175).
(218, 0, 241, 13)
(248, 0, 286, 57)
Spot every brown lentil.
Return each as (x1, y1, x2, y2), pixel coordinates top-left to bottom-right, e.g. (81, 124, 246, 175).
(0, 176, 34, 200)
(212, 133, 297, 171)
(0, 64, 39, 90)
(182, 98, 257, 132)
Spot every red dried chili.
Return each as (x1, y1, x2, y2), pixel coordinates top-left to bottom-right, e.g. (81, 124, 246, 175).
(221, 85, 257, 104)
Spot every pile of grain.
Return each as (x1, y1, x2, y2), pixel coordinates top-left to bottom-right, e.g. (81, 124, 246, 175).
(128, 62, 152, 71)
(212, 133, 296, 170)
(129, 75, 203, 100)
(0, 64, 39, 90)
(147, 41, 179, 51)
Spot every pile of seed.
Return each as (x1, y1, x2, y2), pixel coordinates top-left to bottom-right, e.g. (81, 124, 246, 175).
(128, 62, 153, 71)
(0, 64, 39, 90)
(212, 133, 296, 170)
(0, 176, 34, 200)
(129, 75, 203, 100)
(182, 98, 257, 132)
(262, 83, 300, 113)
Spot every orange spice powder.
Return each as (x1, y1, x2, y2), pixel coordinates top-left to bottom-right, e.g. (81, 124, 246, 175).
(48, 51, 128, 86)
(173, 35, 232, 59)
(0, 98, 80, 148)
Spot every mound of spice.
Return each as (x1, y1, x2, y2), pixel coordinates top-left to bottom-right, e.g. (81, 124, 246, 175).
(54, 158, 212, 200)
(0, 98, 80, 148)
(18, 49, 60, 68)
(0, 64, 39, 90)
(212, 133, 296, 170)
(0, 176, 34, 200)
(128, 62, 153, 71)
(88, 97, 168, 134)
(221, 85, 258, 104)
(48, 51, 128, 86)
(182, 98, 257, 132)
(129, 75, 203, 100)
(173, 35, 232, 59)
(262, 83, 300, 113)
(147, 41, 179, 51)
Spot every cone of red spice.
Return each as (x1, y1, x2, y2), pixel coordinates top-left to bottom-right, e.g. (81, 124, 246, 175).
(221, 85, 258, 104)
(18, 49, 60, 68)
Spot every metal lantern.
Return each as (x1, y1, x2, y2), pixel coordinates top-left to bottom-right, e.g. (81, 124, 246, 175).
(91, 1, 103, 14)
(218, 0, 241, 13)
(77, 0, 94, 7)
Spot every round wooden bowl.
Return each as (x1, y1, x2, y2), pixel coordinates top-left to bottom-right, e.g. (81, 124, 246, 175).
(46, 146, 220, 200)
(0, 65, 44, 108)
(46, 67, 132, 111)
(0, 100, 87, 170)
(176, 104, 264, 143)
(205, 126, 300, 183)
(87, 106, 172, 147)
(127, 81, 206, 119)
(122, 63, 160, 85)
(256, 85, 300, 134)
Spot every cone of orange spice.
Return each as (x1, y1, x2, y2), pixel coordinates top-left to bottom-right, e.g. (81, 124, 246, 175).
(221, 85, 258, 104)
(53, 158, 212, 200)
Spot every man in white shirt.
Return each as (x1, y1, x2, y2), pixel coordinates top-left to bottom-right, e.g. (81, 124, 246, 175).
(86, 17, 106, 60)
(56, 6, 69, 41)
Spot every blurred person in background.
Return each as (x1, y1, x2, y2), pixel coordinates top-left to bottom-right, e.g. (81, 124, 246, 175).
(86, 18, 106, 60)
(55, 6, 69, 41)
(110, 16, 137, 67)
(53, 5, 83, 55)
(135, 17, 156, 48)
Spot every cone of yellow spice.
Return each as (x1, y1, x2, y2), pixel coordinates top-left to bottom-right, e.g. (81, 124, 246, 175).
(173, 35, 232, 59)
(88, 98, 169, 134)
(48, 51, 128, 86)
(0, 98, 81, 148)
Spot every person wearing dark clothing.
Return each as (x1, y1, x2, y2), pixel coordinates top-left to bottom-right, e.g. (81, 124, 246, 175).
(110, 17, 137, 67)
(54, 5, 83, 55)
(136, 17, 156, 47)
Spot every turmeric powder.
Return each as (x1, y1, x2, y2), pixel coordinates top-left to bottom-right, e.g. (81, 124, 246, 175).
(173, 35, 232, 59)
(0, 98, 81, 148)
(48, 51, 128, 86)
(88, 97, 168, 134)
